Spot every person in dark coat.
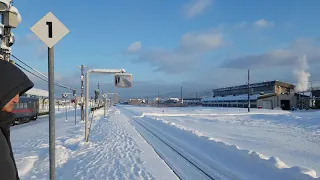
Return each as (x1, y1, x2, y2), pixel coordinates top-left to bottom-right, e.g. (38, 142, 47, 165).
(0, 60, 34, 180)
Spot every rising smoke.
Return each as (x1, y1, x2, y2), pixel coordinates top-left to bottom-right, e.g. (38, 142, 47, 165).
(294, 54, 311, 92)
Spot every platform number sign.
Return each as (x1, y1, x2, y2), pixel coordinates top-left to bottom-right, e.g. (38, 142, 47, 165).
(31, 12, 70, 48)
(46, 22, 53, 38)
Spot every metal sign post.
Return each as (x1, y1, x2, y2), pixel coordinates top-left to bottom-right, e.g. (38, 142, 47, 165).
(63, 93, 68, 120)
(85, 69, 131, 142)
(65, 98, 68, 120)
(102, 94, 107, 118)
(31, 12, 69, 180)
(248, 69, 251, 112)
(73, 90, 77, 125)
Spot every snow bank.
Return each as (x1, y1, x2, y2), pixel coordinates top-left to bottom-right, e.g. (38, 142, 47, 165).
(148, 116, 319, 179)
(121, 105, 320, 179)
(155, 118, 320, 179)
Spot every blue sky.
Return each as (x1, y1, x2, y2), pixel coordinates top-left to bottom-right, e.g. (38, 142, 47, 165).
(11, 0, 320, 97)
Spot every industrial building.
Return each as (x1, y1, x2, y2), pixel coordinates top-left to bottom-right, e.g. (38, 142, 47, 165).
(311, 88, 320, 109)
(202, 80, 301, 110)
(182, 98, 202, 106)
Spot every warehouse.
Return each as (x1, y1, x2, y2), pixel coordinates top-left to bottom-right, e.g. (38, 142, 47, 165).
(202, 80, 297, 110)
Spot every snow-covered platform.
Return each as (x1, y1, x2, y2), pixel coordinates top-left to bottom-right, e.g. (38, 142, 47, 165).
(11, 108, 178, 179)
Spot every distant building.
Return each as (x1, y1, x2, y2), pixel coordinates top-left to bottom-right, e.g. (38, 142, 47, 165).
(129, 99, 145, 105)
(202, 80, 300, 110)
(166, 98, 179, 104)
(182, 98, 202, 106)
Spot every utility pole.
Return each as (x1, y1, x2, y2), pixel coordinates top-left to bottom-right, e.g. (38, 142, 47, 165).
(248, 69, 251, 112)
(73, 90, 76, 125)
(310, 81, 313, 109)
(180, 86, 183, 107)
(158, 91, 160, 107)
(77, 65, 87, 121)
(196, 92, 198, 105)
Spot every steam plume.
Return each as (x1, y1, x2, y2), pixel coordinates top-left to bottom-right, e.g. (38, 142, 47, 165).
(294, 55, 311, 92)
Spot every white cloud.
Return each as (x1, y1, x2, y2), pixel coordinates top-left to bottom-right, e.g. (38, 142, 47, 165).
(129, 30, 225, 73)
(25, 33, 38, 41)
(127, 41, 142, 53)
(233, 21, 247, 29)
(181, 31, 224, 52)
(135, 48, 200, 73)
(184, 0, 213, 18)
(221, 38, 320, 68)
(254, 19, 274, 28)
(37, 44, 47, 60)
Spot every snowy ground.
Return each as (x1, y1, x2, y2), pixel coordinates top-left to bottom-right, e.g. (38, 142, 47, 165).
(11, 107, 178, 180)
(121, 105, 320, 180)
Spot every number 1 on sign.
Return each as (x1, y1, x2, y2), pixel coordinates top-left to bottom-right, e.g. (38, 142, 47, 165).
(46, 22, 53, 38)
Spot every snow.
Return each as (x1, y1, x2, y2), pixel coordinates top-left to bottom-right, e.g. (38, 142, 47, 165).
(10, 104, 320, 180)
(121, 106, 320, 179)
(11, 107, 178, 179)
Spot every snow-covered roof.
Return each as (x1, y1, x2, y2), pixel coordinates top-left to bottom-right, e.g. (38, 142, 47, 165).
(202, 94, 261, 102)
(25, 88, 49, 97)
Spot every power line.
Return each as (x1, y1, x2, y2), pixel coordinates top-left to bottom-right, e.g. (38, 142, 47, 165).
(15, 62, 73, 90)
(16, 63, 49, 83)
(11, 54, 76, 90)
(16, 63, 73, 90)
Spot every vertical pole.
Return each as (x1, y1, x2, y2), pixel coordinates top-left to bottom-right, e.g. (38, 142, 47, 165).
(196, 92, 197, 105)
(81, 65, 85, 121)
(303, 91, 305, 109)
(104, 99, 106, 118)
(158, 91, 160, 107)
(180, 86, 183, 107)
(65, 97, 67, 120)
(248, 69, 251, 112)
(48, 47, 56, 180)
(147, 96, 149, 106)
(310, 81, 313, 108)
(85, 71, 90, 142)
(106, 99, 109, 114)
(74, 98, 77, 125)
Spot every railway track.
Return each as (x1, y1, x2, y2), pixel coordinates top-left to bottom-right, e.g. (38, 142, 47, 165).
(121, 108, 218, 180)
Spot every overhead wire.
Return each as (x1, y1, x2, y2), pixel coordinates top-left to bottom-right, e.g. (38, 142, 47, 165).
(11, 54, 76, 91)
(15, 63, 73, 90)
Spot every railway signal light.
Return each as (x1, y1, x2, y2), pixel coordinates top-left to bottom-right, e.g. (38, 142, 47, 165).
(114, 73, 133, 88)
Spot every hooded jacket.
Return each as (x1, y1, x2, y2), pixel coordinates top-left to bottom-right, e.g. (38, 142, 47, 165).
(0, 60, 34, 180)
